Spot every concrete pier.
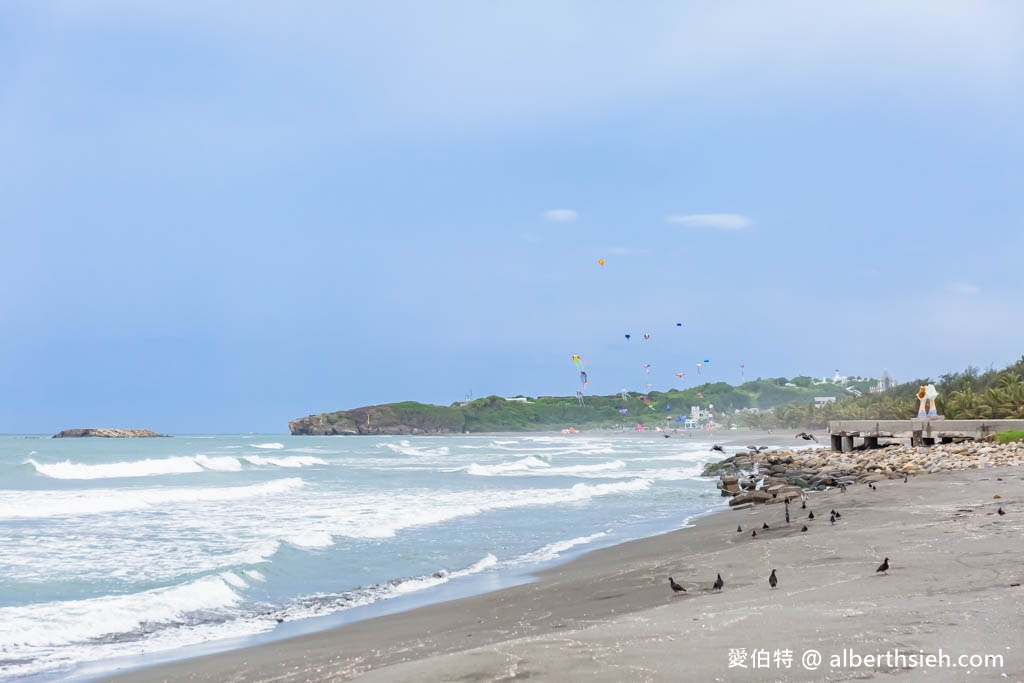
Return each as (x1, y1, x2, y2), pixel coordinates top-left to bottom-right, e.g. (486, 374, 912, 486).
(827, 419, 1024, 451)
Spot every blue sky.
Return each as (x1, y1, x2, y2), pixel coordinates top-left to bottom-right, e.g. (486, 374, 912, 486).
(3, 2, 1023, 433)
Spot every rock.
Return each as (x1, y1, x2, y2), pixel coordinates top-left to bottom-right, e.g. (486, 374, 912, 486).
(52, 428, 168, 438)
(728, 490, 773, 506)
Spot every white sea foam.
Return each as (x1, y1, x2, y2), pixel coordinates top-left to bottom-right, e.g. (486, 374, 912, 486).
(194, 454, 244, 471)
(27, 456, 206, 479)
(377, 440, 451, 456)
(251, 442, 285, 450)
(26, 452, 327, 480)
(331, 478, 653, 539)
(0, 574, 243, 650)
(284, 531, 334, 549)
(220, 572, 249, 589)
(242, 455, 327, 468)
(0, 478, 305, 519)
(458, 456, 550, 475)
(275, 554, 499, 624)
(460, 458, 627, 478)
(513, 532, 608, 565)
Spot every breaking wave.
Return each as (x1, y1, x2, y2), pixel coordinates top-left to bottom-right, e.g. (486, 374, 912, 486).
(26, 454, 325, 480)
(0, 478, 305, 520)
(377, 440, 451, 456)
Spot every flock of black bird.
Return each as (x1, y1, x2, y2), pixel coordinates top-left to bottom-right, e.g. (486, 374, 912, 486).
(670, 501, 870, 595)
(679, 436, 1012, 598)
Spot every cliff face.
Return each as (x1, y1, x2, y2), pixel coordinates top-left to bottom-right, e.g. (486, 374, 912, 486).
(289, 402, 465, 436)
(52, 428, 169, 438)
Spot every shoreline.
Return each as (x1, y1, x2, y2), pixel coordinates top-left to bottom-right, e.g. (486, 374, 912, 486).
(106, 462, 1023, 682)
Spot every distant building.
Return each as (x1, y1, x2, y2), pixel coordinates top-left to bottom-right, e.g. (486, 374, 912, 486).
(814, 396, 837, 408)
(505, 397, 531, 403)
(869, 371, 896, 394)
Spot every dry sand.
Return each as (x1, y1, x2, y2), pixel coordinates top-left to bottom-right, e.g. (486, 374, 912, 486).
(108, 467, 1023, 683)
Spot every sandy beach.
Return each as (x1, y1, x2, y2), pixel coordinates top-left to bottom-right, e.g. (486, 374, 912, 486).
(105, 462, 1023, 683)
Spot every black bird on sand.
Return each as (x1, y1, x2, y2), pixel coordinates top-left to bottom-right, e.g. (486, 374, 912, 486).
(664, 434, 671, 438)
(768, 569, 777, 589)
(713, 573, 724, 591)
(785, 509, 790, 524)
(795, 432, 818, 442)
(752, 530, 757, 538)
(808, 511, 815, 520)
(711, 444, 726, 454)
(762, 522, 769, 530)
(669, 577, 686, 594)
(830, 512, 836, 525)
(834, 510, 841, 519)
(737, 525, 743, 532)
(998, 507, 1006, 516)
(876, 558, 890, 575)
(801, 525, 808, 532)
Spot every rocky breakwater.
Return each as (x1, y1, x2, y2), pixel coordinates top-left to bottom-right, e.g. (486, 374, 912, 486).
(52, 428, 169, 438)
(703, 441, 1024, 507)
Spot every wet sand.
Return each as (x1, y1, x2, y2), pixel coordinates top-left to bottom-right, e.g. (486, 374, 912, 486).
(108, 466, 1023, 682)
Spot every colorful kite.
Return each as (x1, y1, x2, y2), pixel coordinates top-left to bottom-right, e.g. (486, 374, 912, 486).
(572, 355, 588, 387)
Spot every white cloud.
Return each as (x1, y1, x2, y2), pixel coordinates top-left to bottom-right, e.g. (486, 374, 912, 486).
(946, 282, 981, 295)
(542, 209, 578, 223)
(667, 214, 752, 230)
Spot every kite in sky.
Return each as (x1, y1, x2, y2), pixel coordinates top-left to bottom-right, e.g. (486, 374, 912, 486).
(572, 355, 588, 387)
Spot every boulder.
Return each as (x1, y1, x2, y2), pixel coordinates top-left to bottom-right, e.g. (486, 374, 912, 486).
(728, 490, 773, 506)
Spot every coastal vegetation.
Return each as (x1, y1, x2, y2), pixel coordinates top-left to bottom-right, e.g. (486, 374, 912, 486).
(746, 355, 1024, 430)
(992, 430, 1024, 444)
(290, 357, 1024, 435)
(291, 376, 875, 434)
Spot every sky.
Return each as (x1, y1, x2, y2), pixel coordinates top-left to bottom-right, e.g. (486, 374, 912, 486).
(3, 1, 1023, 433)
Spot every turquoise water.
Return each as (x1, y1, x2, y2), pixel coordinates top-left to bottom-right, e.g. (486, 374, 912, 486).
(0, 431, 734, 680)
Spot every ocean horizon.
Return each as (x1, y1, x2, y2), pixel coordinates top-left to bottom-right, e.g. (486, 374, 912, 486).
(0, 431, 739, 681)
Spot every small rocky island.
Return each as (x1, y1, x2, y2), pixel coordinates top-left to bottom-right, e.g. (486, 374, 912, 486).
(52, 428, 169, 438)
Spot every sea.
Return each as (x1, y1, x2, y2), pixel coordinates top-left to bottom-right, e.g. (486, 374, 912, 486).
(0, 431, 735, 681)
